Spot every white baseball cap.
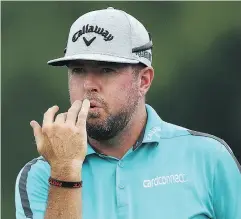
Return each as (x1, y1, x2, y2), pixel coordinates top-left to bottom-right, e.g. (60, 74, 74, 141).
(47, 7, 153, 67)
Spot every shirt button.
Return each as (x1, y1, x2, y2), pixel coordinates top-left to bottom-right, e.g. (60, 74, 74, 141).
(118, 184, 125, 189)
(118, 161, 124, 168)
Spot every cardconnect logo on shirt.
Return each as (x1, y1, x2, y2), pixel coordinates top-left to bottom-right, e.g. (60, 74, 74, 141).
(143, 174, 188, 188)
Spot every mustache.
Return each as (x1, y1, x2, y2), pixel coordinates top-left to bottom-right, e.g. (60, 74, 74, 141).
(83, 95, 107, 108)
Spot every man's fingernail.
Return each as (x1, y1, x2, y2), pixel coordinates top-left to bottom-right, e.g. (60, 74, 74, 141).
(83, 99, 90, 106)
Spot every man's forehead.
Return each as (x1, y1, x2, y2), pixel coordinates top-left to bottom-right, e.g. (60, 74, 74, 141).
(68, 60, 130, 68)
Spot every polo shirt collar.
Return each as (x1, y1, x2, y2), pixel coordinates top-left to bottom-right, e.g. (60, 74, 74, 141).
(87, 144, 96, 155)
(142, 104, 163, 144)
(86, 104, 163, 155)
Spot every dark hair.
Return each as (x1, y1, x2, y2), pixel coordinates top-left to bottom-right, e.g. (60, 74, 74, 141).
(131, 63, 146, 78)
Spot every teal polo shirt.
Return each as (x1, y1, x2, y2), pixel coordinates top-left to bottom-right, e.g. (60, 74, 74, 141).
(15, 104, 241, 219)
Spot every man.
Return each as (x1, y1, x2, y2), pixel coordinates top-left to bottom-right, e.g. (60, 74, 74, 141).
(15, 7, 241, 219)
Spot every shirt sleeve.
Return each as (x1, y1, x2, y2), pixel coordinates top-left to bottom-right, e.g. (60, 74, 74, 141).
(15, 158, 50, 219)
(213, 144, 241, 219)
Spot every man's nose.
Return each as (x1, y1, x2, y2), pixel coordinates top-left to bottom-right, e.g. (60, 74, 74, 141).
(83, 72, 100, 92)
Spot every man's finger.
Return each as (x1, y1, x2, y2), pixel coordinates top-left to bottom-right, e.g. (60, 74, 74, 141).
(55, 113, 67, 124)
(66, 100, 82, 125)
(42, 105, 59, 126)
(76, 99, 90, 127)
(30, 120, 44, 153)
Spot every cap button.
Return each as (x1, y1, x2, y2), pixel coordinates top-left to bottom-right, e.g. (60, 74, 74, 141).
(107, 7, 114, 9)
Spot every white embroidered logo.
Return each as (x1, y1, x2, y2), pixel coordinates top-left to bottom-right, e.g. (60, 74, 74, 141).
(143, 174, 187, 188)
(145, 126, 161, 141)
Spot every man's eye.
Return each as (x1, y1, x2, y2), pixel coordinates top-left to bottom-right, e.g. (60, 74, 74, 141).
(101, 68, 114, 73)
(72, 68, 85, 74)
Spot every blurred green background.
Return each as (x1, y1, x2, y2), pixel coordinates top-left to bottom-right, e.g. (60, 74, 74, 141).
(2, 1, 241, 218)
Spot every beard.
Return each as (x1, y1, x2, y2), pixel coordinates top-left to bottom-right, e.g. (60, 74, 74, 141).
(86, 89, 140, 141)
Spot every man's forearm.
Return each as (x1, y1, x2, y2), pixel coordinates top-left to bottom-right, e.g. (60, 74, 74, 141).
(45, 167, 82, 219)
(45, 186, 82, 219)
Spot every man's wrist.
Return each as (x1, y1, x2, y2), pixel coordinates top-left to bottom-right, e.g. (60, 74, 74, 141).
(50, 161, 83, 181)
(49, 177, 83, 188)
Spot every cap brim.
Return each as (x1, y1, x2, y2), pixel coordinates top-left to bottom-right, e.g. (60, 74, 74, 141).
(47, 54, 139, 66)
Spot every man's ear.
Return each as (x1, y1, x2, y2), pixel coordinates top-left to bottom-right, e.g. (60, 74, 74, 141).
(138, 66, 154, 96)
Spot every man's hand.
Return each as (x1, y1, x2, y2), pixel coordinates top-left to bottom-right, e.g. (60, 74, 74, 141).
(30, 99, 90, 180)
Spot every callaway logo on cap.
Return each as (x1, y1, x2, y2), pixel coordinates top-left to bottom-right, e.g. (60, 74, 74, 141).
(47, 7, 153, 67)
